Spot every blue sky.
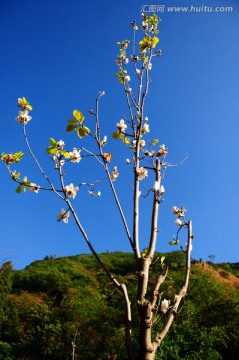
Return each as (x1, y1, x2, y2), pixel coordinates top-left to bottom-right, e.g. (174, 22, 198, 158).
(1, 0, 239, 270)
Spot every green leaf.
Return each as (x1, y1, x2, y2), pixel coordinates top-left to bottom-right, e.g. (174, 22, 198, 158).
(13, 151, 24, 163)
(168, 241, 179, 246)
(73, 110, 84, 124)
(151, 36, 159, 48)
(77, 127, 85, 138)
(68, 118, 79, 124)
(82, 126, 90, 135)
(46, 146, 58, 155)
(122, 137, 130, 145)
(60, 150, 71, 159)
(112, 131, 123, 139)
(152, 139, 159, 146)
(16, 185, 22, 193)
(11, 171, 20, 180)
(66, 124, 78, 132)
(49, 138, 56, 145)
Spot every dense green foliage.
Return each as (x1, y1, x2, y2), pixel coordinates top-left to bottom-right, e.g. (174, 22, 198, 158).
(0, 252, 238, 359)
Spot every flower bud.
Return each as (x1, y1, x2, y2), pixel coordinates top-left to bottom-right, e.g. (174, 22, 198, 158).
(124, 75, 131, 82)
(153, 181, 159, 191)
(160, 299, 169, 313)
(175, 219, 183, 226)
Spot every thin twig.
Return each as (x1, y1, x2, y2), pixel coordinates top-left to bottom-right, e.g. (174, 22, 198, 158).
(22, 125, 63, 199)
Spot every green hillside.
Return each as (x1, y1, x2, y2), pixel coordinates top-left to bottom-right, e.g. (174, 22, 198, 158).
(1, 252, 239, 359)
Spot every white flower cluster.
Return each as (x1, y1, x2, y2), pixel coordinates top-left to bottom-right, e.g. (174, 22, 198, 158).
(133, 139, 145, 148)
(138, 167, 148, 180)
(172, 206, 186, 226)
(154, 181, 165, 196)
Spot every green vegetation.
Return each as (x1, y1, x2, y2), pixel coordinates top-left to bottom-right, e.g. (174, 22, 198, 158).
(1, 252, 239, 359)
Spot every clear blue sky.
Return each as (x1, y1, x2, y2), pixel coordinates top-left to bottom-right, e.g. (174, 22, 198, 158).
(1, 0, 239, 270)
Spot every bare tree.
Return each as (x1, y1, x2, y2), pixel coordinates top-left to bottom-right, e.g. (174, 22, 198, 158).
(1, 14, 193, 360)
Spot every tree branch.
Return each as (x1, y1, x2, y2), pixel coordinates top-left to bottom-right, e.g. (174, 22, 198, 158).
(153, 220, 193, 348)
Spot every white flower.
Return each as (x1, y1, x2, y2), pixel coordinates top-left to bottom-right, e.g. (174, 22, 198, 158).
(126, 87, 132, 93)
(15, 110, 32, 124)
(111, 166, 119, 181)
(136, 68, 141, 75)
(89, 190, 101, 197)
(124, 75, 131, 82)
(126, 158, 131, 164)
(175, 219, 183, 226)
(172, 206, 185, 217)
(29, 183, 40, 193)
(138, 167, 148, 180)
(65, 183, 79, 199)
(149, 25, 156, 33)
(160, 299, 169, 313)
(57, 208, 70, 223)
(142, 21, 148, 30)
(160, 185, 165, 195)
(57, 140, 65, 149)
(147, 62, 152, 70)
(117, 119, 127, 133)
(133, 139, 145, 148)
(101, 91, 105, 96)
(156, 144, 168, 157)
(142, 123, 150, 133)
(153, 181, 159, 191)
(69, 148, 81, 163)
(2, 153, 14, 165)
(125, 58, 129, 64)
(100, 135, 107, 146)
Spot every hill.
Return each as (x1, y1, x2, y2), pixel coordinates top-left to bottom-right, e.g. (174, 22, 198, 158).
(1, 251, 239, 359)
(195, 262, 239, 289)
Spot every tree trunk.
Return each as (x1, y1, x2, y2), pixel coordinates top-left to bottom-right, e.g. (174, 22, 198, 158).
(137, 257, 156, 360)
